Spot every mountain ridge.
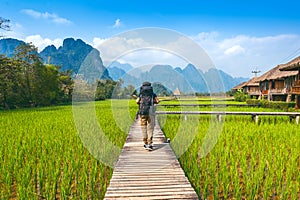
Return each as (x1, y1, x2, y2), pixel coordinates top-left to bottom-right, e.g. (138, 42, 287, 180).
(109, 63, 249, 92)
(0, 37, 110, 79)
(0, 37, 248, 92)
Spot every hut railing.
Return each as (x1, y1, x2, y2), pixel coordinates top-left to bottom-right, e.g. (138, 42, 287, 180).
(269, 88, 287, 94)
(291, 85, 300, 94)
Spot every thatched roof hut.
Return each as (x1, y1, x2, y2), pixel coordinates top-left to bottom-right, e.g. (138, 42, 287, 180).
(245, 77, 260, 86)
(256, 64, 298, 82)
(232, 81, 247, 90)
(173, 87, 181, 96)
(232, 77, 259, 89)
(279, 56, 300, 71)
(256, 56, 300, 81)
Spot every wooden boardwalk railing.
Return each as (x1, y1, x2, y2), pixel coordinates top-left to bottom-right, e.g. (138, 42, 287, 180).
(104, 118, 198, 200)
(156, 111, 300, 124)
(158, 104, 260, 108)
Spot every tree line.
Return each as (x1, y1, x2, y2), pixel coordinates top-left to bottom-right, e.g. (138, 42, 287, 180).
(0, 42, 139, 110)
(0, 43, 74, 109)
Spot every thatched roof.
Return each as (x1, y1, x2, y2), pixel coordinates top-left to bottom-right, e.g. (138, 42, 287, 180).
(233, 56, 300, 90)
(256, 64, 298, 82)
(232, 81, 247, 90)
(173, 87, 181, 96)
(280, 56, 300, 71)
(245, 77, 260, 87)
(232, 77, 258, 90)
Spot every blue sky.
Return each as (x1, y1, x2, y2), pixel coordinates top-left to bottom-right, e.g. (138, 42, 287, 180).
(2, 0, 300, 77)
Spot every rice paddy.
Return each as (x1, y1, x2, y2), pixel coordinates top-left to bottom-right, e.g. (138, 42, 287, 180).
(1, 99, 299, 199)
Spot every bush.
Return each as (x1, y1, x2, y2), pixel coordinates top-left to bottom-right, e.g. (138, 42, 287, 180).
(269, 101, 296, 111)
(234, 91, 249, 102)
(246, 99, 260, 105)
(246, 99, 296, 111)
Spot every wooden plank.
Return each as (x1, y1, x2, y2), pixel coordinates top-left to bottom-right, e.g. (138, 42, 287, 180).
(105, 190, 197, 197)
(105, 194, 198, 200)
(104, 118, 199, 200)
(106, 184, 193, 190)
(108, 180, 192, 187)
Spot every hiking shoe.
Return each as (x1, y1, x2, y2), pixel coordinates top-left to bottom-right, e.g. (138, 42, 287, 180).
(143, 144, 147, 149)
(147, 144, 153, 151)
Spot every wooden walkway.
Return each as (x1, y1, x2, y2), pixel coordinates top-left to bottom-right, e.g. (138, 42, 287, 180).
(104, 118, 198, 200)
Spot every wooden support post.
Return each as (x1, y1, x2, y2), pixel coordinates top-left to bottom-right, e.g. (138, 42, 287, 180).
(216, 114, 222, 122)
(296, 95, 300, 109)
(252, 115, 259, 123)
(184, 115, 187, 121)
(296, 116, 299, 124)
(290, 116, 294, 123)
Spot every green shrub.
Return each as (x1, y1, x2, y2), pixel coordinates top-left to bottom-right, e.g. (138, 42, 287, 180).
(246, 99, 260, 105)
(246, 100, 296, 111)
(234, 91, 249, 102)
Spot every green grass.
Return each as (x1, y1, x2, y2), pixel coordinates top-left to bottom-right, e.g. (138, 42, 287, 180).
(158, 113, 300, 199)
(1, 99, 299, 199)
(0, 100, 137, 199)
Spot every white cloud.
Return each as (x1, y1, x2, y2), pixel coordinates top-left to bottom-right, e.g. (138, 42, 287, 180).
(1, 22, 24, 39)
(22, 9, 41, 18)
(193, 32, 300, 77)
(25, 35, 63, 51)
(92, 36, 190, 68)
(224, 45, 245, 56)
(87, 31, 300, 78)
(21, 9, 72, 25)
(113, 19, 121, 28)
(93, 36, 151, 65)
(92, 33, 211, 70)
(93, 37, 107, 46)
(15, 23, 23, 29)
(117, 49, 188, 69)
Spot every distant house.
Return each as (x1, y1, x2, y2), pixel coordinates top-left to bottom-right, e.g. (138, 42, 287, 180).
(256, 64, 298, 101)
(232, 78, 260, 99)
(279, 56, 300, 108)
(173, 87, 181, 98)
(232, 81, 247, 91)
(243, 77, 260, 99)
(232, 56, 300, 106)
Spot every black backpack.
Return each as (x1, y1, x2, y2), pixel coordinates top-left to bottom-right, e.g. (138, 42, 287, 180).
(138, 85, 154, 115)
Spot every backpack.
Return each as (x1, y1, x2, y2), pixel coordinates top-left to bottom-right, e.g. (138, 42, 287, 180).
(138, 85, 154, 115)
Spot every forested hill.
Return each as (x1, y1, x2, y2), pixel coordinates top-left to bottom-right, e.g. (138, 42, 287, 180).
(0, 38, 248, 93)
(0, 38, 110, 79)
(0, 38, 25, 57)
(0, 38, 113, 109)
(40, 38, 110, 79)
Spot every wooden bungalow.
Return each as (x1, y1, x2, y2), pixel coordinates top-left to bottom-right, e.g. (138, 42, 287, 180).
(279, 56, 300, 108)
(232, 78, 260, 99)
(232, 81, 247, 91)
(243, 77, 260, 99)
(256, 64, 298, 101)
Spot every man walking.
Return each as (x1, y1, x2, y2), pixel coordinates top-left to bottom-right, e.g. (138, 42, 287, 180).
(136, 82, 159, 150)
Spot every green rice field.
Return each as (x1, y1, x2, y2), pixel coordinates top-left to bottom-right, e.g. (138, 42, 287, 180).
(158, 101, 300, 199)
(0, 100, 136, 199)
(1, 99, 299, 199)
